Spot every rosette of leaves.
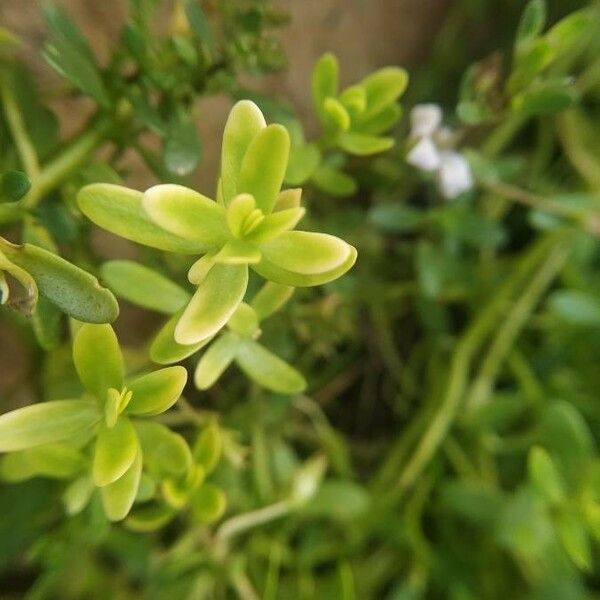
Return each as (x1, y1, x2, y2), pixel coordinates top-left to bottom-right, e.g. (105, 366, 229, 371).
(0, 234, 118, 324)
(100, 258, 305, 394)
(76, 100, 356, 348)
(283, 53, 408, 197)
(0, 323, 188, 522)
(125, 421, 227, 532)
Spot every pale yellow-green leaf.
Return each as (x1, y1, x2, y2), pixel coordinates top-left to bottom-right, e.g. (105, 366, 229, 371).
(126, 366, 187, 416)
(93, 417, 138, 486)
(175, 263, 248, 344)
(73, 324, 123, 398)
(143, 184, 228, 246)
(101, 448, 142, 521)
(0, 400, 100, 452)
(194, 332, 239, 389)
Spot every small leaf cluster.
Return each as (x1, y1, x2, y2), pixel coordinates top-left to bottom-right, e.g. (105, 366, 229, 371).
(0, 323, 190, 522)
(77, 100, 356, 393)
(458, 0, 592, 124)
(284, 53, 409, 197)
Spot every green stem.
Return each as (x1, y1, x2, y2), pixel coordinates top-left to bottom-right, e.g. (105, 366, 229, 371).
(387, 231, 567, 500)
(1, 72, 40, 178)
(20, 116, 114, 209)
(482, 113, 526, 157)
(215, 500, 291, 546)
(464, 238, 572, 412)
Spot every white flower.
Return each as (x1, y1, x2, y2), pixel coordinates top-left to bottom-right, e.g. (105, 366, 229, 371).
(406, 137, 441, 172)
(437, 151, 474, 200)
(410, 104, 442, 138)
(406, 104, 473, 200)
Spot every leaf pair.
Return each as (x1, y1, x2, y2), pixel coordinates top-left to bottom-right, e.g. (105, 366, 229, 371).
(312, 53, 407, 155)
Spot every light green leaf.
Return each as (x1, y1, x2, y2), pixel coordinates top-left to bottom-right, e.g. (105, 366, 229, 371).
(312, 164, 357, 197)
(339, 85, 367, 116)
(323, 97, 350, 131)
(515, 0, 546, 54)
(512, 79, 579, 116)
(275, 188, 302, 211)
(73, 324, 123, 398)
(250, 282, 294, 319)
(226, 193, 259, 238)
(0, 400, 100, 452)
(235, 338, 306, 394)
(126, 366, 187, 416)
(221, 100, 266, 205)
(63, 475, 94, 515)
(557, 510, 592, 571)
(312, 53, 339, 120)
(359, 67, 408, 118)
(190, 483, 226, 523)
(175, 263, 248, 344)
(238, 124, 290, 214)
(143, 184, 228, 246)
(227, 302, 259, 337)
(77, 184, 209, 254)
(259, 231, 351, 275)
(1, 443, 87, 482)
(150, 310, 212, 365)
(101, 260, 190, 315)
(93, 417, 138, 486)
(193, 423, 222, 474)
(528, 446, 566, 505)
(246, 207, 306, 244)
(337, 132, 394, 156)
(0, 240, 118, 323)
(253, 244, 357, 287)
(355, 104, 402, 135)
(194, 332, 239, 389)
(125, 504, 175, 532)
(214, 239, 261, 264)
(285, 143, 321, 186)
(101, 448, 142, 521)
(136, 421, 192, 478)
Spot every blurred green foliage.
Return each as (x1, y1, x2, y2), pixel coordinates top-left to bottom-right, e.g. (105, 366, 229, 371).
(2, 0, 600, 598)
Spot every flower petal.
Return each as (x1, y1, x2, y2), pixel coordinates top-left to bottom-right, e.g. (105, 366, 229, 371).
(143, 184, 228, 246)
(175, 263, 248, 344)
(259, 231, 351, 275)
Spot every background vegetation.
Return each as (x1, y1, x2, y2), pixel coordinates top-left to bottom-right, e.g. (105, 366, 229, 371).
(1, 0, 600, 598)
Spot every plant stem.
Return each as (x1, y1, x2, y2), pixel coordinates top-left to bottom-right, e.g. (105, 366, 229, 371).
(482, 113, 526, 156)
(1, 73, 40, 179)
(20, 116, 114, 209)
(387, 231, 567, 500)
(215, 500, 291, 545)
(464, 238, 572, 412)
